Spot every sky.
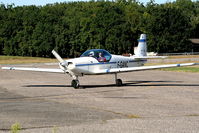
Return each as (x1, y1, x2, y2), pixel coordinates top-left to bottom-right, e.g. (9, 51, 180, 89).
(0, 0, 177, 6)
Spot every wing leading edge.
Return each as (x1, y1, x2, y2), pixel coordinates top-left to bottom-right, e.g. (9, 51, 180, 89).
(99, 63, 198, 73)
(1, 67, 65, 73)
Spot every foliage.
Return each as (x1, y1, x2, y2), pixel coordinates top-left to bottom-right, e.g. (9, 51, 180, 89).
(52, 126, 58, 133)
(0, 0, 198, 57)
(11, 123, 21, 133)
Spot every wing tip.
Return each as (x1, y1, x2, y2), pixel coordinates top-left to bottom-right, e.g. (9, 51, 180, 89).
(1, 67, 12, 70)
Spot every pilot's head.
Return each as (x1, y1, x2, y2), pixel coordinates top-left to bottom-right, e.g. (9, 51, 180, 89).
(88, 51, 94, 57)
(99, 52, 103, 57)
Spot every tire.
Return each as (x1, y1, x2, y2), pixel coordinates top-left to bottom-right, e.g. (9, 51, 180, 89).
(116, 79, 123, 86)
(71, 80, 80, 89)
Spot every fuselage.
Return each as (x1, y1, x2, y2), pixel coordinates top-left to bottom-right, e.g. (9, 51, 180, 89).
(65, 49, 147, 76)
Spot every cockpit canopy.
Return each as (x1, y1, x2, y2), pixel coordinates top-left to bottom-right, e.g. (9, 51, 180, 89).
(81, 49, 112, 62)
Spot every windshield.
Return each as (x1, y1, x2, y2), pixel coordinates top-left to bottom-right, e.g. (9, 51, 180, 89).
(81, 49, 112, 62)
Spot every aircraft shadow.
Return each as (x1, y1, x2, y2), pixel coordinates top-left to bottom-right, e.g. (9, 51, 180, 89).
(24, 80, 199, 89)
(125, 83, 199, 87)
(126, 80, 181, 84)
(83, 81, 199, 88)
(24, 84, 117, 89)
(25, 85, 69, 88)
(124, 80, 199, 87)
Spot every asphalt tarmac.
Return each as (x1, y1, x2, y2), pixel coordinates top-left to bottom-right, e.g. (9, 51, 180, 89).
(0, 64, 199, 132)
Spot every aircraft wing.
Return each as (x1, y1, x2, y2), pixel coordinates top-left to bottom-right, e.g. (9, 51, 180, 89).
(1, 67, 65, 73)
(100, 63, 198, 73)
(132, 56, 167, 59)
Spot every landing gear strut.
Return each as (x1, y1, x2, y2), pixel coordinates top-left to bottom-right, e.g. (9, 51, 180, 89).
(71, 80, 80, 89)
(115, 73, 123, 86)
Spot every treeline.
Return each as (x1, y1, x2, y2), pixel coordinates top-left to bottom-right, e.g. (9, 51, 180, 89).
(0, 0, 198, 57)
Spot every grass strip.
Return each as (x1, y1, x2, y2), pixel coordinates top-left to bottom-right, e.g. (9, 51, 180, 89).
(0, 56, 57, 64)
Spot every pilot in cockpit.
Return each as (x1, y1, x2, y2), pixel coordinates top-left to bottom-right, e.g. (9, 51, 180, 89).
(98, 52, 106, 62)
(88, 51, 94, 57)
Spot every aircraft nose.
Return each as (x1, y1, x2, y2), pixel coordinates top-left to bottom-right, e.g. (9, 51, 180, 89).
(67, 62, 75, 70)
(60, 61, 74, 67)
(60, 61, 68, 67)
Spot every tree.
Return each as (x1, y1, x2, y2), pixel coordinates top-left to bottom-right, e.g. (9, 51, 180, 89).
(143, 4, 192, 53)
(0, 1, 198, 57)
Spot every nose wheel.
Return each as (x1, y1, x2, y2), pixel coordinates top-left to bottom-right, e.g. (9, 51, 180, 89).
(71, 80, 80, 89)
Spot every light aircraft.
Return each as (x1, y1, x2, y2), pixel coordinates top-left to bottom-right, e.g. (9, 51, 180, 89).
(2, 34, 198, 88)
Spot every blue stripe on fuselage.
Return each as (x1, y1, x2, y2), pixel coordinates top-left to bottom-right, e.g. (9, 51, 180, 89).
(75, 62, 116, 67)
(75, 59, 147, 67)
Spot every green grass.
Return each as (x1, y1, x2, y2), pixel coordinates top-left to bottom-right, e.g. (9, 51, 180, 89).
(0, 55, 57, 64)
(147, 63, 199, 73)
(148, 55, 199, 60)
(167, 55, 199, 59)
(160, 66, 199, 73)
(11, 123, 21, 133)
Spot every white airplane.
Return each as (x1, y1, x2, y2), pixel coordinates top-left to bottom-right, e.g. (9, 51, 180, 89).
(2, 34, 198, 88)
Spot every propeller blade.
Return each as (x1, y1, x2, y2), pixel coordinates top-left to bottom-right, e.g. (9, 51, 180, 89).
(52, 50, 64, 63)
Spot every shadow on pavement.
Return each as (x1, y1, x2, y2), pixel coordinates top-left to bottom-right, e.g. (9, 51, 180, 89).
(24, 80, 199, 88)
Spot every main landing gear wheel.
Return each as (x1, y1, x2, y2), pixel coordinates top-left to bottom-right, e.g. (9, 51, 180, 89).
(116, 79, 123, 86)
(71, 80, 80, 89)
(114, 73, 123, 86)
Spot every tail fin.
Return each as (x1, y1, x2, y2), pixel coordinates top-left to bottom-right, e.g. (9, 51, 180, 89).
(133, 34, 166, 59)
(135, 34, 147, 57)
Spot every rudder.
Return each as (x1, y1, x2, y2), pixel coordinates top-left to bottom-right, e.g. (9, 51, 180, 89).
(135, 34, 147, 57)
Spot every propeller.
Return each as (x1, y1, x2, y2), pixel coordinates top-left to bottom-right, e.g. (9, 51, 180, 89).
(52, 50, 76, 78)
(52, 50, 68, 70)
